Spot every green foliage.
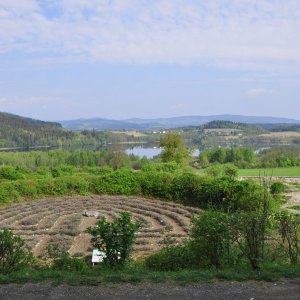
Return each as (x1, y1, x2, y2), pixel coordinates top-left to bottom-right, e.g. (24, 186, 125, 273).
(199, 147, 255, 168)
(159, 132, 190, 165)
(270, 182, 285, 195)
(275, 212, 299, 264)
(51, 253, 89, 272)
(0, 112, 144, 149)
(139, 170, 173, 199)
(0, 229, 34, 274)
(87, 212, 141, 267)
(0, 181, 20, 204)
(190, 211, 231, 268)
(223, 164, 238, 180)
(231, 188, 271, 271)
(204, 164, 224, 178)
(170, 172, 202, 205)
(51, 165, 75, 177)
(0, 166, 26, 180)
(257, 147, 300, 168)
(145, 243, 196, 271)
(90, 168, 141, 195)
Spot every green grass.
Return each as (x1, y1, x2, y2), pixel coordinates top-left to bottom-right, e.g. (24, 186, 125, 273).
(0, 263, 299, 285)
(288, 205, 300, 210)
(238, 167, 300, 177)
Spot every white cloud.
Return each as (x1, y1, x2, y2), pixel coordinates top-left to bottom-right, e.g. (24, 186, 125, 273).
(0, 0, 300, 70)
(246, 88, 275, 99)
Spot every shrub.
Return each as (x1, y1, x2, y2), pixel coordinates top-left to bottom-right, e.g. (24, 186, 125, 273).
(87, 212, 141, 267)
(90, 168, 141, 195)
(140, 171, 173, 199)
(0, 181, 20, 204)
(51, 165, 75, 178)
(0, 229, 34, 274)
(275, 212, 299, 264)
(14, 180, 38, 198)
(0, 166, 25, 180)
(270, 182, 285, 195)
(231, 209, 271, 270)
(190, 211, 231, 269)
(170, 172, 202, 205)
(51, 253, 89, 272)
(145, 244, 195, 271)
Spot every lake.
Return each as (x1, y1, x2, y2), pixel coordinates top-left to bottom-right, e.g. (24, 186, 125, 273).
(126, 147, 200, 159)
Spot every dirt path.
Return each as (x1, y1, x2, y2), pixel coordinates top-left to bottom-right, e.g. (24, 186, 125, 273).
(283, 192, 300, 214)
(0, 280, 299, 300)
(69, 217, 98, 255)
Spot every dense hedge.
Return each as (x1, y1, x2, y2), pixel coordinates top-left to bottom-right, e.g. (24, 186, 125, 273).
(0, 167, 274, 212)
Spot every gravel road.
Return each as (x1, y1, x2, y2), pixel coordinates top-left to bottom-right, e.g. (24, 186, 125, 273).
(0, 279, 299, 300)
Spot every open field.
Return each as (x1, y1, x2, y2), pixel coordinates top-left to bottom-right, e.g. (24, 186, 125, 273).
(259, 131, 300, 137)
(0, 196, 200, 257)
(238, 166, 300, 177)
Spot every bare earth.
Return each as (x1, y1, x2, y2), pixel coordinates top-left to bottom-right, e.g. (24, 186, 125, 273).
(0, 195, 200, 257)
(0, 280, 299, 300)
(283, 192, 300, 214)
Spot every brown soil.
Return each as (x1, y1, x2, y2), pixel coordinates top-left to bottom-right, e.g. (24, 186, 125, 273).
(0, 195, 200, 257)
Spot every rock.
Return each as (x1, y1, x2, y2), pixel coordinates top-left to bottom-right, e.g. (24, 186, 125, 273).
(83, 210, 100, 218)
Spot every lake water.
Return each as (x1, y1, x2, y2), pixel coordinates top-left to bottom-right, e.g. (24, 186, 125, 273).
(126, 147, 200, 159)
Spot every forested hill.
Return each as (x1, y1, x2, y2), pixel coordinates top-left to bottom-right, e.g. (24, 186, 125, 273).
(0, 112, 69, 148)
(180, 120, 264, 134)
(202, 120, 261, 131)
(0, 112, 62, 130)
(0, 112, 141, 149)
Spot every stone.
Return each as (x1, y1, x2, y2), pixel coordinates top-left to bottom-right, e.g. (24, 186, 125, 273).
(83, 210, 100, 218)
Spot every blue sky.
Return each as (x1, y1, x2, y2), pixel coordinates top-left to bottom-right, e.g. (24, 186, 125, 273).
(0, 0, 299, 121)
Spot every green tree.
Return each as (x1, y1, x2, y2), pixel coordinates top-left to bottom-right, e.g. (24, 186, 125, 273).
(87, 212, 141, 266)
(0, 229, 33, 274)
(159, 132, 190, 165)
(275, 212, 299, 264)
(190, 211, 231, 268)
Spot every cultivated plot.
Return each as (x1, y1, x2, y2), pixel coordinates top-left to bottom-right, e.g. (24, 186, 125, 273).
(0, 195, 201, 257)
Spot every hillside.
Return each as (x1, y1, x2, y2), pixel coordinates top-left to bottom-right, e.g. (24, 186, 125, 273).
(0, 112, 148, 149)
(0, 112, 68, 148)
(60, 115, 300, 131)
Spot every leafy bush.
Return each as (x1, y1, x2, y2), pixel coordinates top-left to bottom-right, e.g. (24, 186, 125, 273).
(0, 166, 25, 180)
(0, 181, 20, 204)
(87, 212, 141, 267)
(145, 244, 196, 271)
(170, 172, 202, 205)
(140, 171, 173, 199)
(190, 211, 231, 268)
(275, 212, 299, 264)
(90, 168, 141, 195)
(51, 165, 75, 178)
(231, 211, 270, 270)
(51, 253, 89, 272)
(14, 180, 38, 198)
(0, 229, 34, 274)
(270, 182, 285, 195)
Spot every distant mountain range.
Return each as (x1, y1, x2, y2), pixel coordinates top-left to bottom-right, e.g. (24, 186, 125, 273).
(60, 115, 300, 131)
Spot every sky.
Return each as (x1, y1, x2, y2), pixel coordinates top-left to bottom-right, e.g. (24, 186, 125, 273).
(0, 0, 300, 121)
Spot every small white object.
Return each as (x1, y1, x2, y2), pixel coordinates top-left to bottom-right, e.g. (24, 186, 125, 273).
(92, 249, 106, 263)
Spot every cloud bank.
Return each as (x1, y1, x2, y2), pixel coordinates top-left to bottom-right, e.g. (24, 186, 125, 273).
(0, 0, 300, 70)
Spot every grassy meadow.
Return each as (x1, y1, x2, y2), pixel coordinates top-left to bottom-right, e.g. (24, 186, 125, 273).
(238, 166, 300, 177)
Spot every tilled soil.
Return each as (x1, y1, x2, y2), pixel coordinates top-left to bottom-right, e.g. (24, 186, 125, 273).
(0, 280, 299, 300)
(0, 195, 200, 257)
